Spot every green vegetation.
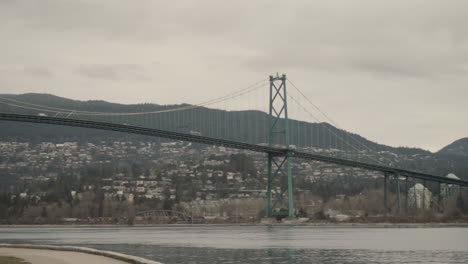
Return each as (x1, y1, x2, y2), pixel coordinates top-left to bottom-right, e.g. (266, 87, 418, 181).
(0, 153, 269, 224)
(0, 256, 30, 264)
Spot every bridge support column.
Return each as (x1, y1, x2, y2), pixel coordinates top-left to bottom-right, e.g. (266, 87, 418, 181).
(422, 180, 426, 210)
(438, 182, 442, 212)
(266, 154, 294, 218)
(266, 154, 273, 217)
(448, 182, 452, 198)
(266, 74, 294, 218)
(286, 152, 294, 217)
(384, 172, 388, 218)
(396, 174, 401, 215)
(405, 176, 409, 213)
(458, 185, 463, 207)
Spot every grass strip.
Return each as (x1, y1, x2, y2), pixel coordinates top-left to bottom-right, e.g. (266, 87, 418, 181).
(0, 256, 31, 264)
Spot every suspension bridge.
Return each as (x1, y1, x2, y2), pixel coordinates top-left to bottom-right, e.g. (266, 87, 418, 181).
(0, 74, 467, 218)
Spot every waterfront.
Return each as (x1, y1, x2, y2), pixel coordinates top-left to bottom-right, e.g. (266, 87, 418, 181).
(1, 226, 468, 263)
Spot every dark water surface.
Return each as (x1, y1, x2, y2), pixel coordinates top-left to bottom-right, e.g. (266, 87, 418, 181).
(1, 226, 467, 263)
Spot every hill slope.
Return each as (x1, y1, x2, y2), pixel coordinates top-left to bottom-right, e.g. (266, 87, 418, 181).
(438, 137, 468, 157)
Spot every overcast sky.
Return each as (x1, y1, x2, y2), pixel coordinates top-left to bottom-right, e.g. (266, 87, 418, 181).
(1, 0, 467, 152)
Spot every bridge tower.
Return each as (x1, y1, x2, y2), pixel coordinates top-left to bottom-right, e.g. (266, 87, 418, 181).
(266, 74, 294, 218)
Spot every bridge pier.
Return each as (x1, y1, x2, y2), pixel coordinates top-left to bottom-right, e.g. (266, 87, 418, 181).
(384, 172, 388, 218)
(422, 180, 426, 210)
(266, 154, 273, 217)
(266, 74, 295, 218)
(286, 152, 294, 217)
(405, 176, 409, 213)
(438, 182, 442, 212)
(396, 174, 401, 215)
(458, 185, 463, 206)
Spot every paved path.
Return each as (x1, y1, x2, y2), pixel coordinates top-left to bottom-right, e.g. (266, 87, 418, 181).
(0, 248, 131, 264)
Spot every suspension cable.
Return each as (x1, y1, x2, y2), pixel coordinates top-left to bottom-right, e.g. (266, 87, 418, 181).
(287, 79, 392, 162)
(287, 93, 386, 166)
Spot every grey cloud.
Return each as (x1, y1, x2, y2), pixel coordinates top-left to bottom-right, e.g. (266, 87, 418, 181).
(240, 1, 468, 78)
(76, 64, 149, 81)
(23, 66, 54, 77)
(0, 0, 248, 43)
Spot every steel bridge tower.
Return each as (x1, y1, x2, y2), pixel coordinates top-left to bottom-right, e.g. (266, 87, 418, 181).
(266, 74, 294, 218)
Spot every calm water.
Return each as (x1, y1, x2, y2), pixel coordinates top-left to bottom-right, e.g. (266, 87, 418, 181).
(1, 226, 468, 263)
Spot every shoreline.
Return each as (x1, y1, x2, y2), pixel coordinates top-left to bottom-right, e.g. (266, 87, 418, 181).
(1, 222, 468, 228)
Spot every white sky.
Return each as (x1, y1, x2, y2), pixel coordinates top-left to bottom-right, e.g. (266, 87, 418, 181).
(1, 0, 467, 152)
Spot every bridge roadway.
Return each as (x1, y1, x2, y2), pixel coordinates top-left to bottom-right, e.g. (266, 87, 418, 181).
(1, 113, 467, 187)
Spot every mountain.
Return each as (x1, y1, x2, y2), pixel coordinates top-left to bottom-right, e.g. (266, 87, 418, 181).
(438, 137, 468, 157)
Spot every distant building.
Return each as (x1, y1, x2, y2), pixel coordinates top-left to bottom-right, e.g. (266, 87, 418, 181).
(441, 173, 461, 199)
(408, 183, 431, 209)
